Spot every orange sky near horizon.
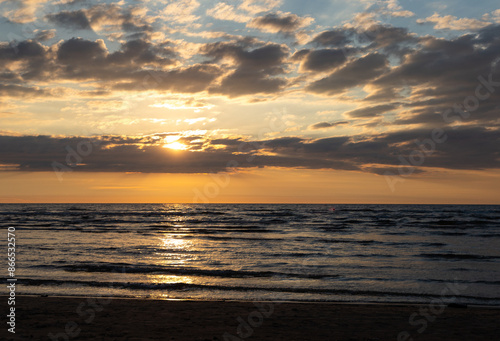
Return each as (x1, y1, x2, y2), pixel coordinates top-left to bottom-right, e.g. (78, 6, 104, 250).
(1, 168, 499, 204)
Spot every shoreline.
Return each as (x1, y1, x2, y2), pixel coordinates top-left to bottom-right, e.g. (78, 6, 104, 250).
(4, 295, 500, 340)
(6, 294, 500, 309)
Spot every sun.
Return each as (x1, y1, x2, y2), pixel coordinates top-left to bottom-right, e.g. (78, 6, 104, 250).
(162, 135, 188, 150)
(163, 141, 188, 150)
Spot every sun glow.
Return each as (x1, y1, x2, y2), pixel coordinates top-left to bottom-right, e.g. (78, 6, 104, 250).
(163, 142, 187, 150)
(162, 136, 188, 150)
(163, 141, 188, 150)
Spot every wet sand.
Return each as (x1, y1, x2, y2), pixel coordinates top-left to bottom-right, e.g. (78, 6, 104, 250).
(3, 295, 500, 340)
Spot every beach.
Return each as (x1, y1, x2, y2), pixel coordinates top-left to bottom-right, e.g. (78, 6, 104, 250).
(5, 295, 500, 340)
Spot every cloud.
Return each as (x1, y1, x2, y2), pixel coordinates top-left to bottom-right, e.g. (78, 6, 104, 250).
(0, 39, 46, 60)
(345, 103, 399, 118)
(0, 36, 282, 97)
(54, 37, 207, 90)
(46, 9, 91, 30)
(248, 12, 314, 34)
(0, 39, 50, 80)
(45, 4, 154, 35)
(390, 10, 414, 17)
(161, 0, 200, 23)
(33, 29, 56, 41)
(311, 29, 353, 47)
(201, 40, 287, 68)
(492, 9, 500, 24)
(206, 3, 250, 23)
(391, 11, 415, 18)
(0, 37, 224, 95)
(113, 64, 223, 93)
(209, 69, 287, 97)
(381, 0, 414, 17)
(239, 0, 282, 14)
(1, 126, 498, 173)
(57, 38, 107, 63)
(370, 27, 500, 125)
(310, 121, 349, 130)
(1, 0, 48, 23)
(105, 39, 177, 67)
(202, 41, 290, 96)
(417, 13, 491, 30)
(297, 49, 348, 72)
(358, 24, 416, 54)
(306, 53, 389, 95)
(311, 24, 416, 57)
(0, 84, 50, 97)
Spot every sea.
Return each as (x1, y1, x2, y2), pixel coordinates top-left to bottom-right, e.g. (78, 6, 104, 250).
(2, 204, 500, 306)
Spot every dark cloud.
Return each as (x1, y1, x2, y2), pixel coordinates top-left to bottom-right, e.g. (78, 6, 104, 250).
(1, 126, 498, 174)
(87, 4, 154, 33)
(33, 30, 56, 42)
(0, 40, 49, 81)
(57, 37, 177, 70)
(299, 49, 347, 72)
(46, 10, 91, 30)
(114, 64, 223, 93)
(475, 24, 500, 44)
(306, 53, 389, 95)
(107, 39, 176, 66)
(358, 24, 416, 56)
(57, 38, 107, 63)
(312, 25, 415, 56)
(45, 4, 153, 34)
(363, 166, 426, 176)
(54, 37, 220, 93)
(363, 87, 400, 102)
(345, 104, 399, 118)
(311, 29, 353, 47)
(371, 26, 500, 125)
(310, 121, 349, 130)
(210, 70, 287, 97)
(202, 42, 290, 96)
(0, 84, 50, 97)
(290, 49, 310, 61)
(0, 40, 46, 60)
(202, 42, 288, 71)
(249, 12, 313, 34)
(0, 37, 222, 95)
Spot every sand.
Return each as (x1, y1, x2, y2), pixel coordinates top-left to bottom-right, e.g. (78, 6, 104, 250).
(3, 295, 500, 340)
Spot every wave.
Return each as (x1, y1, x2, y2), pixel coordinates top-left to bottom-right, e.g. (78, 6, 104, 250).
(420, 253, 500, 261)
(18, 278, 500, 302)
(32, 263, 339, 279)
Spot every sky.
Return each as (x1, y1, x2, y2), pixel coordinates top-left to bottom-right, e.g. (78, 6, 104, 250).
(0, 0, 499, 203)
